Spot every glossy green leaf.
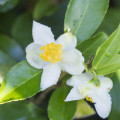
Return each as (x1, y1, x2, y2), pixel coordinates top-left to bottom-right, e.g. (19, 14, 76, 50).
(64, 0, 109, 43)
(92, 25, 120, 75)
(0, 50, 16, 83)
(0, 0, 19, 12)
(0, 101, 47, 120)
(74, 100, 95, 119)
(33, 0, 56, 20)
(12, 12, 33, 48)
(97, 8, 120, 35)
(48, 86, 77, 120)
(77, 32, 107, 62)
(0, 60, 42, 104)
(0, 34, 25, 61)
(109, 71, 120, 120)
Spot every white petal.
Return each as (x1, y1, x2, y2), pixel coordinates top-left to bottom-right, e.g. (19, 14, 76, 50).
(41, 63, 61, 91)
(92, 91, 112, 119)
(32, 21, 55, 45)
(98, 76, 113, 92)
(26, 43, 47, 69)
(56, 32, 77, 50)
(65, 87, 84, 101)
(67, 73, 93, 87)
(60, 49, 85, 75)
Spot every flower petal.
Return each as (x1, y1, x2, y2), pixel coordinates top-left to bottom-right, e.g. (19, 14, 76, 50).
(67, 73, 93, 87)
(26, 43, 47, 69)
(32, 21, 55, 45)
(65, 87, 84, 101)
(56, 32, 77, 50)
(60, 49, 85, 75)
(98, 76, 113, 92)
(41, 63, 61, 91)
(92, 91, 112, 119)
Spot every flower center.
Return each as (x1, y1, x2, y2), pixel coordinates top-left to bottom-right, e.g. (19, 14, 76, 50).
(85, 96, 93, 103)
(40, 42, 63, 63)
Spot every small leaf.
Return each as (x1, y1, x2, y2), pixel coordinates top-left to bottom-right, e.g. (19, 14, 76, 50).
(48, 86, 77, 120)
(12, 12, 33, 48)
(92, 25, 120, 75)
(109, 71, 120, 120)
(77, 32, 107, 62)
(0, 34, 24, 61)
(33, 0, 56, 20)
(0, 60, 42, 104)
(0, 50, 16, 83)
(0, 0, 19, 12)
(74, 100, 95, 119)
(64, 0, 109, 43)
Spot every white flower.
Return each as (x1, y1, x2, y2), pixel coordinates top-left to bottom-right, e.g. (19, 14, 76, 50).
(65, 73, 113, 119)
(26, 21, 85, 91)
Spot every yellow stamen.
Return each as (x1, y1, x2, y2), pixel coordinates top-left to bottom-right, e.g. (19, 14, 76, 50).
(85, 96, 93, 103)
(40, 42, 63, 63)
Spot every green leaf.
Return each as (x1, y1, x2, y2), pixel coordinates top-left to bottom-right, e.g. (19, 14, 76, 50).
(74, 100, 95, 119)
(12, 12, 33, 48)
(0, 50, 16, 83)
(33, 0, 56, 20)
(97, 8, 120, 35)
(109, 71, 120, 120)
(48, 86, 77, 120)
(0, 101, 47, 120)
(92, 25, 120, 75)
(0, 60, 42, 104)
(77, 32, 107, 62)
(64, 0, 109, 43)
(0, 34, 25, 61)
(0, 0, 19, 12)
(0, 12, 16, 35)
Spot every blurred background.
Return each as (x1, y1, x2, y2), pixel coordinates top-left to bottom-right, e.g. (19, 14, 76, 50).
(0, 0, 120, 120)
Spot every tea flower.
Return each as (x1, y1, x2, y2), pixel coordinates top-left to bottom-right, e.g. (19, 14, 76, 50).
(26, 21, 85, 91)
(65, 73, 113, 119)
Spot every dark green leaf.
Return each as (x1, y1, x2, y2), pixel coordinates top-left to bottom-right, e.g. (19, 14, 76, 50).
(0, 34, 25, 61)
(92, 25, 120, 75)
(33, 0, 56, 20)
(48, 86, 77, 120)
(12, 12, 33, 48)
(0, 0, 19, 12)
(109, 71, 120, 120)
(0, 60, 42, 104)
(0, 12, 16, 35)
(77, 32, 107, 62)
(0, 50, 16, 83)
(64, 0, 109, 43)
(0, 101, 47, 120)
(97, 8, 120, 35)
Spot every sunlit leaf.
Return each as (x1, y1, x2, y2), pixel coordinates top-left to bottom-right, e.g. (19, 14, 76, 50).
(74, 100, 95, 119)
(92, 25, 120, 75)
(64, 0, 109, 43)
(0, 60, 42, 104)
